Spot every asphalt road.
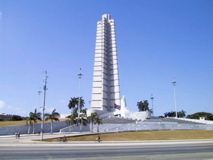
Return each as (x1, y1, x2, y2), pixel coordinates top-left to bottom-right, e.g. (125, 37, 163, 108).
(0, 142, 213, 160)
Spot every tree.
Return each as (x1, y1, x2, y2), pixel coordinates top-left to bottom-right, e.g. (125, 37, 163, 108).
(68, 97, 85, 114)
(26, 112, 34, 134)
(94, 117, 102, 132)
(44, 109, 60, 134)
(9, 115, 22, 121)
(26, 109, 41, 134)
(32, 109, 42, 134)
(164, 111, 176, 117)
(77, 113, 88, 132)
(164, 110, 186, 118)
(137, 100, 150, 112)
(66, 113, 77, 133)
(81, 108, 87, 114)
(186, 112, 213, 120)
(68, 97, 78, 114)
(88, 112, 98, 132)
(67, 97, 87, 132)
(178, 110, 186, 118)
(26, 116, 33, 134)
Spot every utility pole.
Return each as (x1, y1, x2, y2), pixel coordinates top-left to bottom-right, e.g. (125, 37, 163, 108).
(38, 90, 42, 112)
(77, 69, 83, 131)
(41, 71, 48, 141)
(172, 79, 177, 118)
(150, 94, 154, 116)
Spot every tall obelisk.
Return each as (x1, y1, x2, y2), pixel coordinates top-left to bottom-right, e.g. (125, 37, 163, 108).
(91, 14, 121, 113)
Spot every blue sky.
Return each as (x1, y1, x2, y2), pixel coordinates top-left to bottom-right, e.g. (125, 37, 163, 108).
(0, 0, 212, 117)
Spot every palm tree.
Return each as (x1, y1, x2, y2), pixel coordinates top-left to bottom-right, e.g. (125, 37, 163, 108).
(44, 109, 60, 134)
(137, 101, 142, 111)
(88, 112, 98, 132)
(81, 108, 87, 114)
(137, 100, 149, 111)
(26, 109, 41, 134)
(32, 109, 41, 134)
(68, 97, 78, 114)
(94, 117, 102, 132)
(68, 97, 85, 114)
(143, 100, 149, 111)
(26, 115, 33, 134)
(66, 113, 77, 133)
(77, 113, 88, 132)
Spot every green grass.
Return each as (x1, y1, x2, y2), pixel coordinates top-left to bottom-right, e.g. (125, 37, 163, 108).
(0, 118, 68, 127)
(44, 130, 213, 142)
(0, 120, 27, 127)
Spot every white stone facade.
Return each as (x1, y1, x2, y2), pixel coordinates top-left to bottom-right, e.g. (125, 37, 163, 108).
(91, 14, 121, 112)
(89, 14, 151, 120)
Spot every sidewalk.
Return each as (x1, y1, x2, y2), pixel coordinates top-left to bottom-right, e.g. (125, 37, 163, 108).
(0, 131, 213, 147)
(0, 131, 93, 142)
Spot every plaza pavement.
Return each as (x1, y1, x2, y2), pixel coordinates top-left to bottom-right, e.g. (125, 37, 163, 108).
(0, 132, 95, 145)
(0, 132, 213, 147)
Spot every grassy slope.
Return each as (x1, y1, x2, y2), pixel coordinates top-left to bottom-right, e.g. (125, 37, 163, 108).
(44, 130, 213, 142)
(2, 120, 213, 141)
(0, 118, 68, 127)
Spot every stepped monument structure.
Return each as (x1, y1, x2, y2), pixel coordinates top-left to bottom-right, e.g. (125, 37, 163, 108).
(91, 14, 121, 112)
(88, 14, 151, 120)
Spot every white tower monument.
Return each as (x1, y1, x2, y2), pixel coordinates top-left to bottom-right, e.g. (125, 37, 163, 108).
(91, 14, 121, 113)
(87, 14, 151, 120)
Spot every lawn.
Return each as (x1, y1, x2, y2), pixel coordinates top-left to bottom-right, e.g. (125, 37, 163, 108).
(44, 130, 213, 142)
(0, 118, 68, 127)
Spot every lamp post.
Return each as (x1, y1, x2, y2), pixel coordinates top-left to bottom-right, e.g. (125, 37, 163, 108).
(77, 69, 83, 124)
(41, 71, 48, 141)
(38, 90, 42, 112)
(150, 94, 154, 116)
(172, 79, 177, 118)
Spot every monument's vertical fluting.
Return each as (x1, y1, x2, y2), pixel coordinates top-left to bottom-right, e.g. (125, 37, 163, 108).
(91, 14, 121, 112)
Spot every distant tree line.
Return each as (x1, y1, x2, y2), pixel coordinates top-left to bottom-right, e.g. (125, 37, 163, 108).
(164, 110, 186, 118)
(0, 114, 28, 121)
(186, 112, 213, 120)
(163, 111, 213, 120)
(136, 99, 213, 121)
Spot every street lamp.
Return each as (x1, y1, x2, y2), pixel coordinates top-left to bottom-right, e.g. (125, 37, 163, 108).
(172, 79, 178, 118)
(38, 90, 42, 112)
(150, 94, 154, 116)
(41, 71, 48, 141)
(77, 69, 83, 122)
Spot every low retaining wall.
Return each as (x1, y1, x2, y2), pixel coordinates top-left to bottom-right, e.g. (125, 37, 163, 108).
(1, 121, 213, 136)
(91, 122, 213, 132)
(178, 118, 213, 125)
(0, 121, 68, 135)
(60, 125, 90, 133)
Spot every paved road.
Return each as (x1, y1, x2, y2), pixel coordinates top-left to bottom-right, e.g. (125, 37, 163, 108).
(0, 133, 213, 160)
(0, 142, 213, 160)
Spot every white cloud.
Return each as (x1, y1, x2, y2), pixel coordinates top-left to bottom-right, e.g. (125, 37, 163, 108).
(59, 100, 66, 103)
(0, 100, 6, 109)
